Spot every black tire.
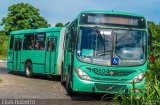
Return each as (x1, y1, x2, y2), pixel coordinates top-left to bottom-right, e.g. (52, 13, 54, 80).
(8, 70, 12, 74)
(25, 62, 32, 78)
(66, 78, 74, 95)
(66, 71, 78, 96)
(66, 80, 78, 96)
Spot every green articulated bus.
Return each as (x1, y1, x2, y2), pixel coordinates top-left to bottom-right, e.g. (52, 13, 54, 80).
(61, 10, 150, 94)
(7, 10, 151, 95)
(7, 27, 65, 77)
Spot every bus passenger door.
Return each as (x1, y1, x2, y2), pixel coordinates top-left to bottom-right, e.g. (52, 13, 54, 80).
(13, 38, 22, 71)
(45, 37, 57, 74)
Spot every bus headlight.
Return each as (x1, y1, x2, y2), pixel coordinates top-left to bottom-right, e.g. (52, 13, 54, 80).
(131, 73, 145, 83)
(74, 68, 91, 81)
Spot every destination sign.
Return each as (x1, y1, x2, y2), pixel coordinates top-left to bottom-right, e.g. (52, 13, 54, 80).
(80, 13, 146, 28)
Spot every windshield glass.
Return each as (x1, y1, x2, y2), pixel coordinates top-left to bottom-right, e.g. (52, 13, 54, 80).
(77, 27, 147, 66)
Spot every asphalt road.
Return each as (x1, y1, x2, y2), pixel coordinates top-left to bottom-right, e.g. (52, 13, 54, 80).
(0, 63, 114, 105)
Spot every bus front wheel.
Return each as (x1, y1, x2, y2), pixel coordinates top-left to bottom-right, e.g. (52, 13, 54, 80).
(25, 62, 32, 78)
(66, 75, 74, 95)
(66, 71, 78, 96)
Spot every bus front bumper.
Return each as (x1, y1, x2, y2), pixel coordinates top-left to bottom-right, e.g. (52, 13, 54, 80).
(72, 73, 145, 94)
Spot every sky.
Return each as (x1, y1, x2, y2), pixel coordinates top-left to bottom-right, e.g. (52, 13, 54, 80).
(0, 0, 160, 30)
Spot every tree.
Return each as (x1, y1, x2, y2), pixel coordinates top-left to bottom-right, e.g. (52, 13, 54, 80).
(0, 30, 7, 44)
(148, 21, 160, 58)
(55, 23, 64, 27)
(1, 2, 50, 35)
(148, 21, 158, 40)
(0, 30, 8, 58)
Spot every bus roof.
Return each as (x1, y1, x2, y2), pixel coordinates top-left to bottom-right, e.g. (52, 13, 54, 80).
(78, 10, 144, 17)
(10, 27, 62, 35)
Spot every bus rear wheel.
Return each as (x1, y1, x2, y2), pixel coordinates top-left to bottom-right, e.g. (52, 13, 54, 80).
(25, 62, 32, 78)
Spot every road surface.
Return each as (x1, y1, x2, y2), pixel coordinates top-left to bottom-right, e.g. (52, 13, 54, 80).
(0, 63, 114, 105)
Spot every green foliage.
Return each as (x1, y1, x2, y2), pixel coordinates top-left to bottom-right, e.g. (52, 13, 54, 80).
(1, 2, 50, 34)
(0, 30, 8, 58)
(148, 21, 160, 58)
(0, 30, 7, 44)
(55, 23, 64, 27)
(148, 21, 159, 41)
(114, 72, 160, 105)
(114, 66, 160, 105)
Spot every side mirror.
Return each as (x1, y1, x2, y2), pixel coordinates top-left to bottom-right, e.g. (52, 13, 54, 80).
(71, 28, 76, 42)
(68, 38, 73, 52)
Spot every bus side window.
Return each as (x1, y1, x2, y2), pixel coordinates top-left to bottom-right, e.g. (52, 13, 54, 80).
(35, 33, 45, 50)
(23, 34, 34, 50)
(9, 36, 14, 50)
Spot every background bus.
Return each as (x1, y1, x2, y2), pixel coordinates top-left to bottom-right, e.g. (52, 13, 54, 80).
(61, 10, 149, 94)
(7, 27, 65, 77)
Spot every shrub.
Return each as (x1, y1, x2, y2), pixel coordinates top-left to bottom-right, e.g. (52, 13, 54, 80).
(113, 58, 160, 105)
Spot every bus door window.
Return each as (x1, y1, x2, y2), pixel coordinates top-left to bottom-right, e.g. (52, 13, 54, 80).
(52, 38, 56, 51)
(14, 40, 18, 51)
(47, 38, 56, 51)
(47, 38, 52, 51)
(15, 40, 22, 51)
(18, 40, 22, 51)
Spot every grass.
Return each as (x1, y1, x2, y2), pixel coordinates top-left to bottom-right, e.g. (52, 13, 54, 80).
(114, 75, 160, 105)
(113, 59, 160, 105)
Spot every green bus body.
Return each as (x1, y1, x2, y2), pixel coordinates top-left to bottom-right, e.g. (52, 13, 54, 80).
(7, 10, 149, 95)
(62, 10, 149, 94)
(8, 27, 65, 76)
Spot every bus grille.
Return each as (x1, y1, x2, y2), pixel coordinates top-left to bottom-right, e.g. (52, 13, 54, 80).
(86, 67, 135, 76)
(92, 77, 129, 82)
(95, 83, 126, 92)
(110, 70, 135, 76)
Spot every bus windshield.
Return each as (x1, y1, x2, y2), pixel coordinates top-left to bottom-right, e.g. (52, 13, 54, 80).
(77, 27, 147, 66)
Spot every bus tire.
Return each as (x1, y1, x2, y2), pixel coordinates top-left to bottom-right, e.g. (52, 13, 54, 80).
(66, 81, 78, 96)
(66, 71, 78, 96)
(66, 79, 74, 95)
(8, 70, 12, 74)
(25, 62, 32, 78)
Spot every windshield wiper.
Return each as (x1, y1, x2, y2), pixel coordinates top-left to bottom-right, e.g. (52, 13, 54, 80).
(116, 28, 132, 43)
(94, 26, 105, 46)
